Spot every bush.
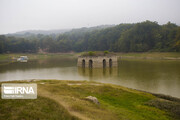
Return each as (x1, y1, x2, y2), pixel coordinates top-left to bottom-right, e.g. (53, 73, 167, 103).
(104, 51, 109, 54)
(88, 51, 96, 56)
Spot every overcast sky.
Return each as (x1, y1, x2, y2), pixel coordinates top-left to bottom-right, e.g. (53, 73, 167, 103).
(0, 0, 180, 34)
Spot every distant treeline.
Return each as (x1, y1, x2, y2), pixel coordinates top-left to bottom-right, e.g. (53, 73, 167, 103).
(0, 21, 180, 53)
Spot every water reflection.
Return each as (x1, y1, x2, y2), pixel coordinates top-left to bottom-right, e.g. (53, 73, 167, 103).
(78, 67, 118, 80)
(116, 60, 180, 98)
(78, 60, 180, 98)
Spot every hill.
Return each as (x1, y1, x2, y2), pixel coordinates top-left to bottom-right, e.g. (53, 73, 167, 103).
(0, 21, 180, 53)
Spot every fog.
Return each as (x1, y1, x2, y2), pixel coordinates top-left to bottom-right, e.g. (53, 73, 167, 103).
(0, 0, 180, 34)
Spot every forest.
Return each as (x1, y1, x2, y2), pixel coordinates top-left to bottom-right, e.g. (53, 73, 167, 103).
(0, 20, 180, 53)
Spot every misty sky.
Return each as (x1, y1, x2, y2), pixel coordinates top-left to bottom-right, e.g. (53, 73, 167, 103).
(0, 0, 180, 34)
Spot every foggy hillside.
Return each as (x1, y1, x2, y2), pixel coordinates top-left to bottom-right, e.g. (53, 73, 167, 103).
(5, 25, 114, 37)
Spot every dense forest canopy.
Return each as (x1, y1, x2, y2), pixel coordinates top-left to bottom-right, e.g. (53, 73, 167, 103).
(0, 21, 180, 53)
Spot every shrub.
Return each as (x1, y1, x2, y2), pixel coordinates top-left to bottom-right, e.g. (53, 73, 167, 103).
(88, 51, 96, 56)
(104, 51, 109, 54)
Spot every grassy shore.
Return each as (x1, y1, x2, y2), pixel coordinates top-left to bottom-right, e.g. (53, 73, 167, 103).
(0, 53, 77, 61)
(118, 52, 180, 60)
(0, 52, 180, 62)
(0, 80, 179, 120)
(0, 53, 78, 65)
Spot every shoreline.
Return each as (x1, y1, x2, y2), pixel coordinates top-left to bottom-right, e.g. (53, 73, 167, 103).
(0, 52, 180, 66)
(0, 79, 180, 120)
(1, 79, 180, 99)
(119, 56, 180, 60)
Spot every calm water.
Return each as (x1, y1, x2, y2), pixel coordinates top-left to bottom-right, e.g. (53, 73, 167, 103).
(0, 58, 180, 98)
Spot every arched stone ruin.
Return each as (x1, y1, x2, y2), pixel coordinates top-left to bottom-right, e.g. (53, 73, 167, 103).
(77, 56, 117, 68)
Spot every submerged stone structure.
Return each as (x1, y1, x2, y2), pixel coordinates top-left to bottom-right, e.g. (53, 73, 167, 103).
(77, 55, 118, 68)
(78, 67, 118, 79)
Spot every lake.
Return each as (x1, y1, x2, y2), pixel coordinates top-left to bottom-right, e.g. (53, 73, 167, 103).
(0, 57, 180, 98)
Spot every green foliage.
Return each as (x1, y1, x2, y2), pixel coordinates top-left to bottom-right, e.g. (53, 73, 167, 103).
(174, 27, 180, 51)
(0, 21, 179, 53)
(81, 51, 113, 56)
(104, 50, 109, 54)
(88, 51, 96, 56)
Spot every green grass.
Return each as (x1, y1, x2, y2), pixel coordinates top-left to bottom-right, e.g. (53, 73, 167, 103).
(0, 53, 77, 60)
(0, 95, 78, 120)
(44, 81, 169, 120)
(1, 80, 178, 120)
(1, 80, 179, 120)
(0, 53, 77, 66)
(0, 54, 9, 61)
(117, 52, 180, 59)
(36, 80, 180, 120)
